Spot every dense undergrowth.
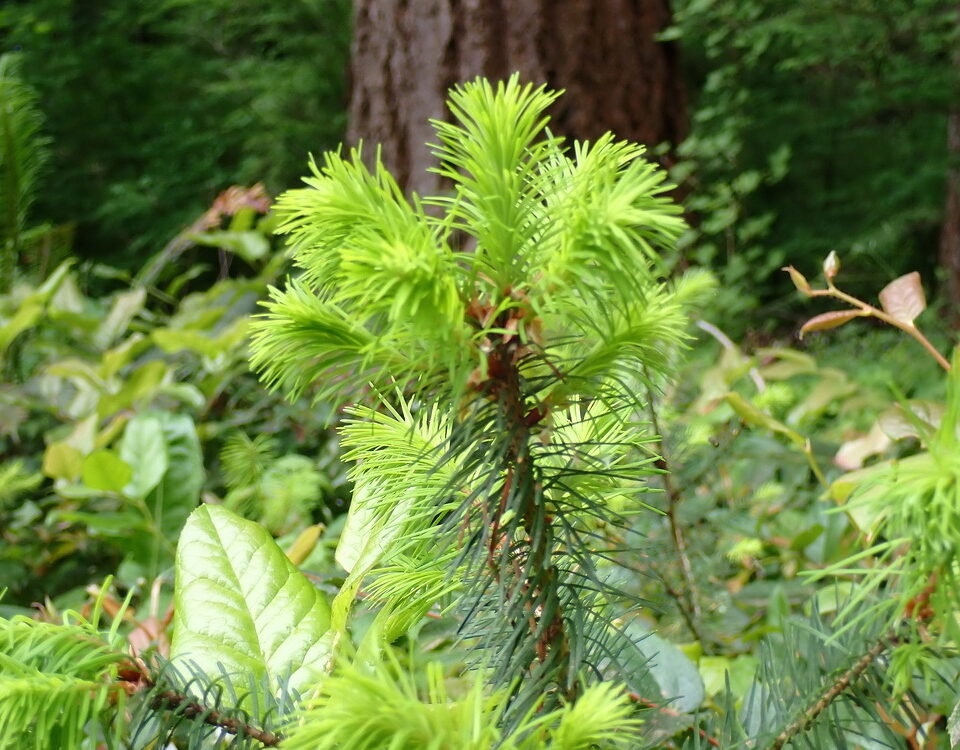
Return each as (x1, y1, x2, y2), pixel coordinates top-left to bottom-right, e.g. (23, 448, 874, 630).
(1, 50, 960, 750)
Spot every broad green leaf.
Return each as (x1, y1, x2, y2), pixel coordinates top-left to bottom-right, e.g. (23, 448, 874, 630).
(0, 300, 44, 356)
(54, 483, 105, 500)
(151, 328, 214, 356)
(949, 696, 960, 748)
(756, 347, 817, 366)
(699, 654, 757, 699)
(331, 482, 414, 634)
(626, 623, 704, 713)
(157, 382, 206, 410)
(93, 413, 128, 450)
(0, 260, 72, 355)
(48, 271, 85, 313)
(151, 317, 248, 359)
(55, 510, 144, 536)
(119, 413, 168, 498)
(335, 482, 412, 575)
(878, 271, 925, 325)
(94, 287, 146, 349)
(790, 523, 824, 551)
(63, 413, 98, 454)
(811, 582, 857, 616)
(171, 504, 332, 695)
(100, 333, 149, 379)
(81, 450, 132, 492)
(45, 358, 105, 390)
(757, 347, 817, 380)
(97, 360, 168, 418)
(787, 369, 856, 425)
(724, 392, 805, 447)
(189, 230, 270, 264)
(124, 411, 204, 577)
(164, 263, 207, 297)
(42, 441, 83, 481)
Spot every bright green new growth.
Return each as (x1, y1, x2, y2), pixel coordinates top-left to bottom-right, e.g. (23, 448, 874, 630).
(0, 603, 129, 749)
(251, 75, 706, 408)
(252, 74, 709, 725)
(815, 348, 960, 660)
(282, 653, 640, 750)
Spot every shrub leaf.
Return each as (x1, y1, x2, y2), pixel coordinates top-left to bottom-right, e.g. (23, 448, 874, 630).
(799, 309, 864, 338)
(878, 271, 925, 325)
(171, 504, 332, 695)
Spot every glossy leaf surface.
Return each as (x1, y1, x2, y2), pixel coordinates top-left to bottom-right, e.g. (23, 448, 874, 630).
(171, 504, 332, 695)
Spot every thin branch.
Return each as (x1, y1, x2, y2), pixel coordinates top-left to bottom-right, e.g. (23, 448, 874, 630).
(642, 369, 704, 641)
(150, 689, 282, 747)
(119, 665, 281, 747)
(809, 285, 951, 372)
(768, 632, 893, 750)
(629, 692, 721, 747)
(654, 568, 709, 648)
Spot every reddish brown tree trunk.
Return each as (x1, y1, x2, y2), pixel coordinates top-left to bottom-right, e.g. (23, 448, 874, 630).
(347, 0, 687, 196)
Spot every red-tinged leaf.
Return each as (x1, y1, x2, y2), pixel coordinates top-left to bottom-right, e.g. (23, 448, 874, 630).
(783, 265, 811, 295)
(879, 271, 925, 325)
(823, 251, 840, 281)
(799, 309, 864, 338)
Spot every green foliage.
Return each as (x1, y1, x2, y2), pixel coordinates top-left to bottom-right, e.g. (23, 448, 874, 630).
(283, 655, 640, 750)
(670, 0, 958, 329)
(0, 75, 704, 748)
(815, 348, 960, 644)
(172, 505, 332, 696)
(221, 431, 329, 535)
(6, 56, 960, 747)
(0, 209, 343, 606)
(252, 75, 708, 724)
(0, 0, 350, 265)
(0, 52, 49, 291)
(653, 255, 960, 746)
(0, 459, 40, 508)
(0, 606, 129, 748)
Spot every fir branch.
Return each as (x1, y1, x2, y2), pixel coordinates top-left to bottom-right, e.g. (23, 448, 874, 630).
(148, 687, 282, 746)
(641, 371, 703, 643)
(628, 693, 721, 748)
(119, 660, 288, 748)
(0, 53, 49, 291)
(255, 74, 708, 735)
(767, 632, 893, 750)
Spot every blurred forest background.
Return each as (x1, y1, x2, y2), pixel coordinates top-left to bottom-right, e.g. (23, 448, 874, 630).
(3, 0, 958, 329)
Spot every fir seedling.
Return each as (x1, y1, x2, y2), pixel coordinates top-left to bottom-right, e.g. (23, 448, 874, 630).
(0, 77, 712, 748)
(251, 74, 710, 720)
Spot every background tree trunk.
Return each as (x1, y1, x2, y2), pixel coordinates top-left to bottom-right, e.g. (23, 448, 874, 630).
(347, 0, 687, 196)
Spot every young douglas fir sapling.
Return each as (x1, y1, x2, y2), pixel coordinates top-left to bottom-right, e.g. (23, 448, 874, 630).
(250, 75, 711, 727)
